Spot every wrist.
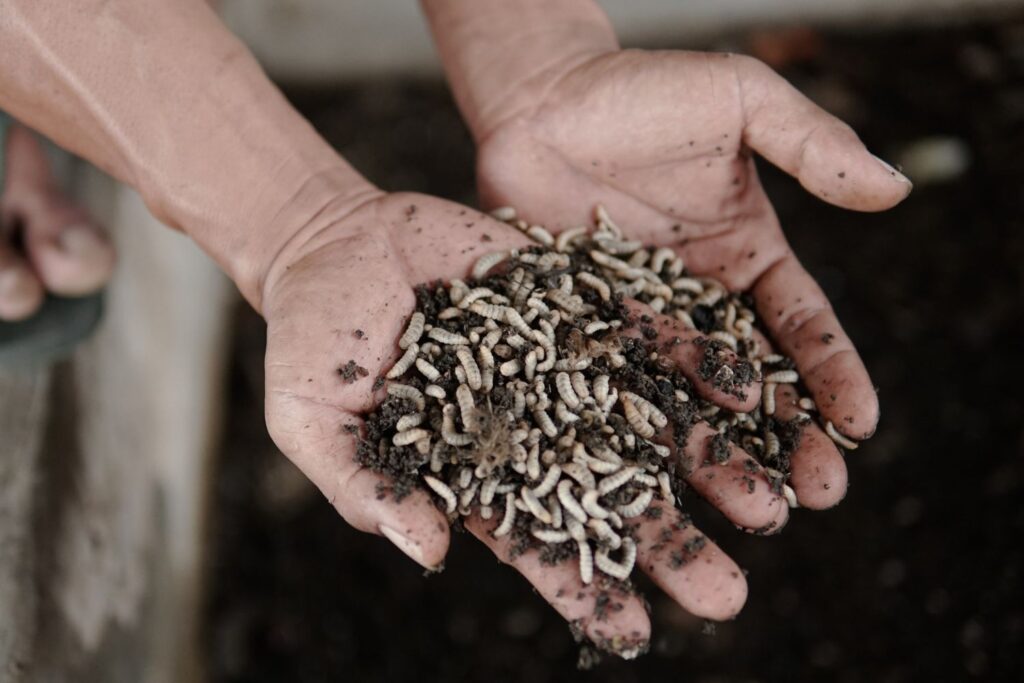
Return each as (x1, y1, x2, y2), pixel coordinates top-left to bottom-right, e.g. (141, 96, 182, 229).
(240, 172, 385, 315)
(422, 0, 619, 142)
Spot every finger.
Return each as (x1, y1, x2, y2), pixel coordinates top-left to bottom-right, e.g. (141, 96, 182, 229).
(24, 222, 115, 297)
(771, 383, 848, 509)
(465, 515, 651, 657)
(3, 126, 114, 296)
(0, 239, 44, 321)
(658, 420, 789, 534)
(264, 395, 450, 570)
(622, 299, 761, 412)
(737, 55, 912, 211)
(753, 253, 878, 439)
(634, 499, 747, 620)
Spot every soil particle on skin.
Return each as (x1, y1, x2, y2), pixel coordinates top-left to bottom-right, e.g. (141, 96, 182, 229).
(695, 337, 756, 398)
(709, 433, 732, 466)
(337, 359, 369, 383)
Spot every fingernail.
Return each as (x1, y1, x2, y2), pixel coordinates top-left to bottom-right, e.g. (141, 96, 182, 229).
(379, 524, 427, 568)
(871, 154, 912, 185)
(58, 224, 106, 257)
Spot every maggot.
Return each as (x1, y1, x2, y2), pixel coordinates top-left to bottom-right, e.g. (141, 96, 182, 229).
(576, 271, 611, 301)
(398, 312, 425, 349)
(472, 250, 509, 279)
(455, 346, 482, 391)
(764, 370, 800, 384)
(597, 466, 638, 495)
(520, 486, 553, 524)
(620, 393, 656, 439)
(594, 538, 636, 580)
(442, 404, 474, 446)
(386, 342, 419, 378)
(387, 383, 425, 411)
(825, 420, 859, 450)
(555, 225, 589, 252)
(393, 428, 430, 447)
(455, 384, 478, 434)
(763, 382, 777, 416)
(531, 464, 562, 498)
(581, 490, 610, 520)
(422, 475, 457, 514)
(576, 537, 594, 585)
(492, 493, 517, 538)
(557, 479, 588, 523)
(532, 529, 570, 544)
(555, 372, 582, 410)
(415, 357, 441, 382)
(395, 413, 424, 431)
(616, 489, 654, 518)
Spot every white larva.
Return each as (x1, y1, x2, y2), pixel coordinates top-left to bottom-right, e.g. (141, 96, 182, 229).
(764, 369, 799, 384)
(480, 477, 500, 506)
(415, 357, 441, 382)
(480, 505, 493, 520)
(649, 246, 674, 273)
(586, 517, 621, 549)
(562, 462, 596, 491)
(455, 384, 478, 434)
(533, 406, 558, 439)
(547, 494, 563, 529)
(430, 441, 445, 473)
(825, 420, 859, 450)
(577, 538, 594, 585)
(472, 250, 510, 279)
(531, 464, 562, 498)
(765, 430, 781, 459)
(490, 206, 517, 221)
(581, 490, 610, 520)
(526, 225, 555, 246)
(524, 350, 538, 380)
(583, 320, 610, 335)
(555, 225, 589, 252)
(557, 480, 588, 523)
(438, 307, 462, 320)
(555, 372, 581, 410)
(422, 475, 457, 514)
(798, 396, 817, 411)
(398, 312, 425, 349)
(555, 400, 580, 425)
(520, 486, 553, 524)
(709, 330, 738, 352)
(395, 413, 424, 431)
(427, 327, 470, 346)
(492, 493, 517, 538)
(469, 300, 508, 321)
(455, 346, 482, 391)
(425, 384, 446, 400)
(393, 428, 430, 447)
(616, 489, 654, 518)
(597, 466, 639, 495)
(782, 484, 799, 508)
(504, 307, 534, 336)
(526, 444, 541, 481)
(499, 359, 522, 377)
(594, 538, 636, 580)
(620, 394, 656, 439)
(387, 383, 425, 410)
(533, 529, 570, 544)
(386, 342, 420, 379)
(575, 271, 611, 301)
(763, 382, 777, 416)
(441, 404, 474, 446)
(567, 373, 590, 403)
(593, 375, 610, 404)
(657, 472, 674, 502)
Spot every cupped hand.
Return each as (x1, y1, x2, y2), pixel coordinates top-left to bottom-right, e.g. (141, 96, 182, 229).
(476, 49, 912, 509)
(259, 190, 805, 651)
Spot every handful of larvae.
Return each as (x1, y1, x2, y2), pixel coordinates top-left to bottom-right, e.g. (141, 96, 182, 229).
(357, 206, 858, 585)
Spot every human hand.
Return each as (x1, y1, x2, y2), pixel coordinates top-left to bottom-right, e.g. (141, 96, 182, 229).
(0, 123, 115, 321)
(261, 190, 807, 652)
(473, 49, 911, 511)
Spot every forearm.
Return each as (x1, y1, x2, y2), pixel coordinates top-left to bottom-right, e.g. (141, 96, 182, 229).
(421, 0, 617, 142)
(0, 0, 377, 309)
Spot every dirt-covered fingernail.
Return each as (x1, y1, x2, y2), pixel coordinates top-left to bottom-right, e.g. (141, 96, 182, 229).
(871, 153, 912, 186)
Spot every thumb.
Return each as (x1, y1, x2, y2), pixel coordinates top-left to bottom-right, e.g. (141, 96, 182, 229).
(737, 56, 912, 211)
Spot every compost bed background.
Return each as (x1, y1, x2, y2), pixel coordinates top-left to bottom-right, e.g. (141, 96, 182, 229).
(203, 19, 1024, 682)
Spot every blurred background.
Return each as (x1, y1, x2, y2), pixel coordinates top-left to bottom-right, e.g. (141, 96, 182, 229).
(3, 1, 1022, 682)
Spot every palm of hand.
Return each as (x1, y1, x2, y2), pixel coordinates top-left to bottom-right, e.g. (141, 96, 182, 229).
(477, 49, 912, 476)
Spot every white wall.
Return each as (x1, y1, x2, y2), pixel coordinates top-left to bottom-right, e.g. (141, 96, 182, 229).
(221, 0, 1022, 81)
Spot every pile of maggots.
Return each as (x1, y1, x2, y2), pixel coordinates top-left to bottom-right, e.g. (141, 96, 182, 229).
(356, 206, 860, 585)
